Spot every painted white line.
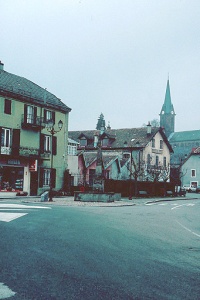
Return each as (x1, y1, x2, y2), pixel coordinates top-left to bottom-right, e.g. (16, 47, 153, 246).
(176, 220, 200, 238)
(0, 204, 51, 209)
(171, 204, 183, 210)
(0, 212, 28, 222)
(0, 282, 16, 299)
(171, 203, 195, 210)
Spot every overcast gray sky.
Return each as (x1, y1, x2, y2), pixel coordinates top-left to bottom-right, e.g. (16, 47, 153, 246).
(1, 0, 200, 132)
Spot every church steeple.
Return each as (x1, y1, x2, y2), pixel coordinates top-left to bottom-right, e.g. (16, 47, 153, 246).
(160, 79, 175, 138)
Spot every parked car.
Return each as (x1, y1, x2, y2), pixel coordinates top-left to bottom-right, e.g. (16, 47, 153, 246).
(175, 186, 186, 197)
(183, 185, 197, 193)
(196, 186, 200, 193)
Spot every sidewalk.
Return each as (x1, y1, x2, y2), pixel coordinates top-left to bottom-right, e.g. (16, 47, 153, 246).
(0, 194, 199, 207)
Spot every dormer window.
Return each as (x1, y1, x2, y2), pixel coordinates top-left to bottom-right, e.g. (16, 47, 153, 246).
(102, 137, 109, 147)
(80, 137, 87, 147)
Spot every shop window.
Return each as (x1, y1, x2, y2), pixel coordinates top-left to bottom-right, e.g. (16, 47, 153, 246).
(4, 99, 11, 115)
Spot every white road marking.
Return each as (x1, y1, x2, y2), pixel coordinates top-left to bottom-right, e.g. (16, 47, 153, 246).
(0, 204, 51, 209)
(0, 212, 28, 222)
(0, 203, 51, 222)
(176, 220, 200, 238)
(0, 282, 16, 299)
(171, 203, 195, 210)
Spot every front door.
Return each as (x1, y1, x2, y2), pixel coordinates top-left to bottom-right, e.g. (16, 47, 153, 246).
(30, 172, 38, 195)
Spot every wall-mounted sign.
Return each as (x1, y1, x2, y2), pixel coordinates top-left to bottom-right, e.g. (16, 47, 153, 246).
(7, 159, 21, 165)
(29, 160, 38, 172)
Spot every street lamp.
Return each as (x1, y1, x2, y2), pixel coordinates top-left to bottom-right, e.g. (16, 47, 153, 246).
(46, 119, 63, 201)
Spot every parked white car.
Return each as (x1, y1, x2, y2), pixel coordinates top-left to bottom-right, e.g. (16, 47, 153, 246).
(183, 185, 197, 193)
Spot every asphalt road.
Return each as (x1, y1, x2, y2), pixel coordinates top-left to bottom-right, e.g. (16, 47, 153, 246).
(0, 198, 200, 299)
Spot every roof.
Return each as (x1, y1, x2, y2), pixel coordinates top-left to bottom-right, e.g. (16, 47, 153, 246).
(80, 151, 120, 169)
(0, 69, 71, 113)
(68, 138, 79, 145)
(69, 127, 173, 152)
(169, 130, 200, 143)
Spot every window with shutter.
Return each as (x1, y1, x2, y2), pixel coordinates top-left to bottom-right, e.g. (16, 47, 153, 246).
(4, 99, 11, 114)
(12, 129, 20, 156)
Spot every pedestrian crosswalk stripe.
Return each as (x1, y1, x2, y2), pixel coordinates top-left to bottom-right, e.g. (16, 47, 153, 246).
(0, 203, 51, 222)
(0, 204, 51, 209)
(0, 282, 16, 299)
(0, 212, 28, 222)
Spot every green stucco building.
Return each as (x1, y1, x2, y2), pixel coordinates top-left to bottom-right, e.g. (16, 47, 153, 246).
(0, 61, 71, 195)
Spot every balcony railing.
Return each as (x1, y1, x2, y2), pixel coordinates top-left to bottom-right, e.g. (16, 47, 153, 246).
(1, 146, 11, 155)
(21, 114, 45, 130)
(19, 147, 39, 157)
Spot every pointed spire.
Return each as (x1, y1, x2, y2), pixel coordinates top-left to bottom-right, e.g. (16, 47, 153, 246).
(160, 79, 175, 114)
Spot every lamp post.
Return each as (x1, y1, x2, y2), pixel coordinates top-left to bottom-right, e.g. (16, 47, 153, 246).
(46, 119, 63, 201)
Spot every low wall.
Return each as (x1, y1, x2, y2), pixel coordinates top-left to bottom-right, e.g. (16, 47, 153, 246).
(74, 192, 121, 202)
(0, 192, 17, 198)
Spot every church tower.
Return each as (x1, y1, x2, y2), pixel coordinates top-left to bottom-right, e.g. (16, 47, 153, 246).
(160, 79, 175, 138)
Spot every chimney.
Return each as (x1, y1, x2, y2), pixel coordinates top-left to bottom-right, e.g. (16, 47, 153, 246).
(0, 61, 4, 70)
(147, 121, 151, 135)
(107, 121, 111, 130)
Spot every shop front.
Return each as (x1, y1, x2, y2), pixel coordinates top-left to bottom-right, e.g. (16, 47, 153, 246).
(0, 158, 29, 193)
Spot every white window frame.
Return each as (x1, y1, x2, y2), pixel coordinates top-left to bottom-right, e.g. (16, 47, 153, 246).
(44, 135, 51, 152)
(67, 143, 77, 155)
(27, 105, 34, 124)
(46, 110, 52, 121)
(43, 169, 51, 186)
(1, 128, 11, 147)
(160, 140, 163, 149)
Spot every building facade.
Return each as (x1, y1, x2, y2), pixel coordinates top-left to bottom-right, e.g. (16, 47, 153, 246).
(0, 61, 71, 195)
(181, 147, 200, 188)
(69, 121, 173, 186)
